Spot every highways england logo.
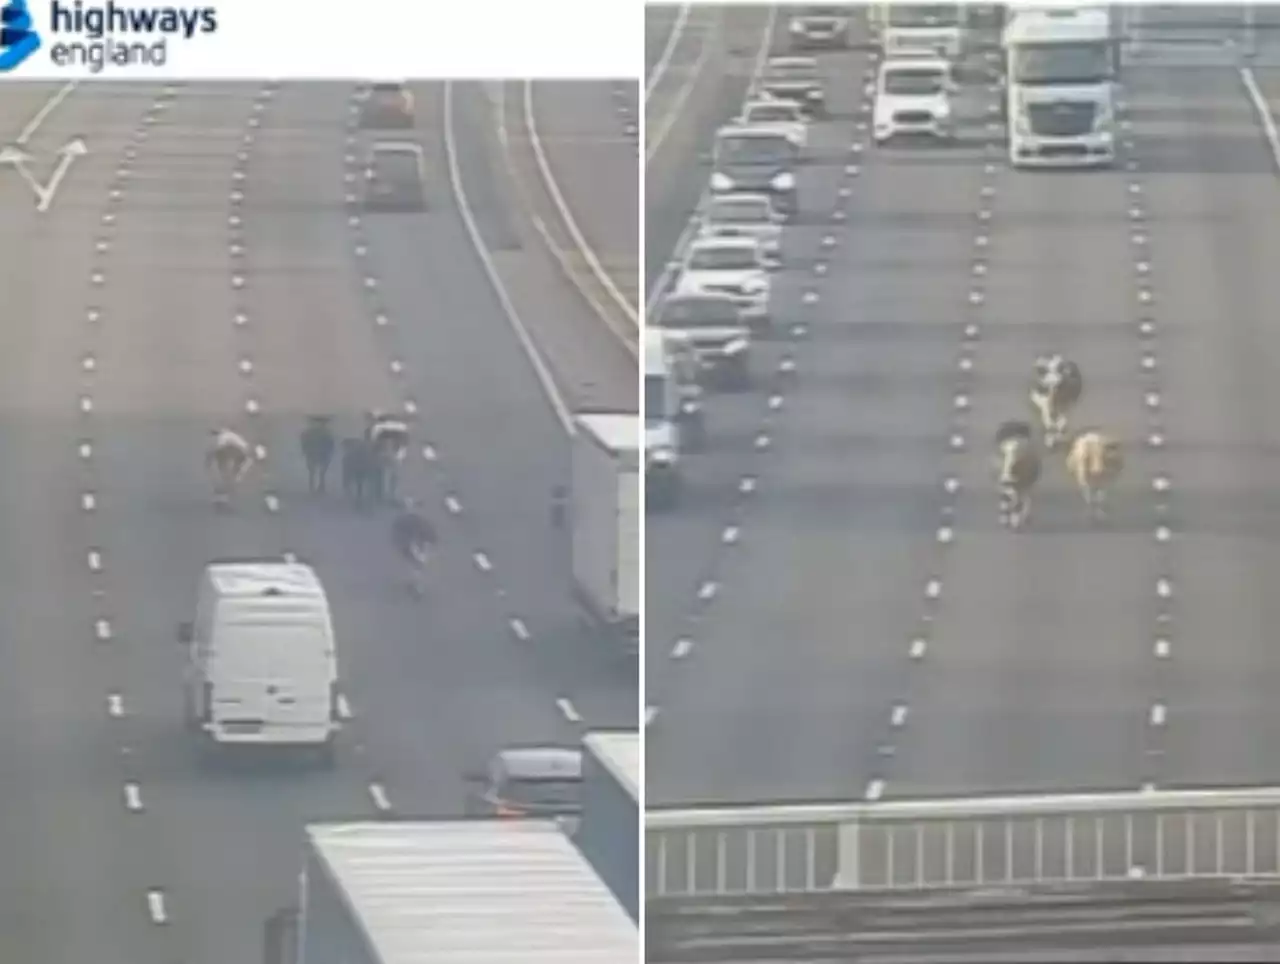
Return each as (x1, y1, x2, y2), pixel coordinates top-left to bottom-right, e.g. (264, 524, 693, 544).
(0, 0, 218, 73)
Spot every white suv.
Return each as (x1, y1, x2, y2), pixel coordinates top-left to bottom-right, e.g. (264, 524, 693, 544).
(873, 55, 957, 145)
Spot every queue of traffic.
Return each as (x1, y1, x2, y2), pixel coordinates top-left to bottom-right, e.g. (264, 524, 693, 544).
(644, 3, 1122, 513)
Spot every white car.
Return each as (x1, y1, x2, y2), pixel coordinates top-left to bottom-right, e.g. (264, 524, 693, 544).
(738, 98, 808, 150)
(675, 236, 771, 333)
(697, 193, 784, 267)
(873, 55, 956, 145)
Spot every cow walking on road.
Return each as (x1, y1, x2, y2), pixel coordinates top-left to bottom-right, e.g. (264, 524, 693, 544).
(1029, 353, 1083, 450)
(993, 419, 1042, 531)
(1065, 429, 1124, 523)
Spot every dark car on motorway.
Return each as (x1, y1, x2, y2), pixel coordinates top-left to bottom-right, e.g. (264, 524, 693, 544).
(788, 5, 852, 50)
(464, 746, 583, 825)
(360, 82, 415, 129)
(362, 141, 426, 212)
(758, 56, 827, 118)
(710, 126, 799, 220)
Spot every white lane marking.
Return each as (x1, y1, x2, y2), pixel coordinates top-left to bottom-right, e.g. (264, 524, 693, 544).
(671, 638, 693, 659)
(1150, 703, 1166, 726)
(936, 526, 954, 544)
(556, 698, 582, 723)
(441, 82, 575, 436)
(645, 705, 659, 726)
(523, 81, 638, 336)
(647, 2, 693, 101)
(87, 549, 102, 570)
(1240, 66, 1280, 174)
(124, 782, 144, 812)
(81, 492, 96, 511)
(1153, 475, 1171, 493)
(509, 617, 531, 641)
(739, 476, 756, 494)
(925, 579, 942, 600)
(1154, 639, 1170, 659)
(721, 525, 739, 544)
(107, 692, 124, 718)
(368, 782, 392, 812)
(909, 638, 927, 659)
(865, 779, 884, 801)
(336, 693, 353, 721)
(94, 618, 112, 641)
(146, 890, 168, 925)
(264, 494, 280, 513)
(444, 495, 462, 514)
(697, 581, 717, 602)
(890, 704, 908, 727)
(17, 81, 78, 144)
(473, 552, 493, 572)
(1156, 578, 1173, 599)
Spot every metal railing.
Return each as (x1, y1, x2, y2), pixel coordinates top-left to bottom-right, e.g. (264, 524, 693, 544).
(647, 786, 1280, 898)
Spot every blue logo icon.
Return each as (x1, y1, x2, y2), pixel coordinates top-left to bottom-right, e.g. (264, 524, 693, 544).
(0, 0, 41, 72)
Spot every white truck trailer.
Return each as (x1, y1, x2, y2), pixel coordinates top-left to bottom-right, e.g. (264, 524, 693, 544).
(1004, 6, 1118, 167)
(571, 412, 640, 656)
(265, 820, 637, 964)
(577, 731, 640, 921)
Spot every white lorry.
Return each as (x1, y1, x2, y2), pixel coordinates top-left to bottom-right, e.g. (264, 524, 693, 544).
(571, 413, 640, 656)
(1004, 6, 1117, 168)
(263, 821, 637, 964)
(870, 2, 965, 60)
(179, 559, 341, 764)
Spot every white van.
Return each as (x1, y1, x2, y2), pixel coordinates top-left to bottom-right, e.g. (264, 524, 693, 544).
(180, 560, 341, 763)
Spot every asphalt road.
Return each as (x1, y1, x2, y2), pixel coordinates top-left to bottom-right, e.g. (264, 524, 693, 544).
(646, 12, 1280, 821)
(0, 80, 635, 963)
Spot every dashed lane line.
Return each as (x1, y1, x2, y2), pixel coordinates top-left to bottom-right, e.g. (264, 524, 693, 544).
(343, 84, 592, 730)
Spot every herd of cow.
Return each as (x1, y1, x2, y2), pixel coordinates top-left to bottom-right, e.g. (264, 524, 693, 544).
(993, 353, 1124, 531)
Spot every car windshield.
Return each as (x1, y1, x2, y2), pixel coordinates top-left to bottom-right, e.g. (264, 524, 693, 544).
(498, 777, 582, 810)
(884, 68, 946, 96)
(659, 298, 741, 329)
(887, 4, 960, 27)
(803, 6, 845, 17)
(688, 247, 756, 271)
(746, 103, 800, 124)
(1010, 41, 1113, 85)
(716, 133, 795, 166)
(645, 374, 669, 422)
(765, 62, 819, 83)
(372, 150, 418, 182)
(709, 199, 772, 224)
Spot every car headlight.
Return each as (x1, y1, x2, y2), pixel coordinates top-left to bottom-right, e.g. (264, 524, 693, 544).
(721, 338, 749, 356)
(770, 171, 795, 191)
(743, 278, 768, 295)
(935, 102, 951, 119)
(805, 89, 824, 101)
(789, 20, 804, 31)
(711, 171, 734, 192)
(679, 399, 701, 416)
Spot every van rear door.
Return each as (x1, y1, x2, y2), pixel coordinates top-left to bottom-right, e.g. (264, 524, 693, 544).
(210, 623, 334, 733)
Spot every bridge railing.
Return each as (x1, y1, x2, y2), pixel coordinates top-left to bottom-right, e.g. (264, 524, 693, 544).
(647, 786, 1280, 898)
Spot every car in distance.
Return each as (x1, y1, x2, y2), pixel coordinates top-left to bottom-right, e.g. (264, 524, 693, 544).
(758, 56, 827, 118)
(788, 5, 852, 49)
(873, 54, 957, 146)
(738, 97, 809, 150)
(362, 140, 427, 212)
(360, 81, 415, 129)
(698, 192, 785, 269)
(710, 125, 800, 220)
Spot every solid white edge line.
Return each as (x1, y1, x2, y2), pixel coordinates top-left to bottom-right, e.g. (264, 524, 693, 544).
(1240, 65, 1280, 173)
(646, 10, 717, 164)
(441, 81, 576, 437)
(523, 80, 639, 336)
(646, 3, 693, 102)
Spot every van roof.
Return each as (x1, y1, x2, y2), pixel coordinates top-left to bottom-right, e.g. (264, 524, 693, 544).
(575, 412, 640, 456)
(204, 562, 327, 599)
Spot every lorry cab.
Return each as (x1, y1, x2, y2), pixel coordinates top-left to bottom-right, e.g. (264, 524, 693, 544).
(180, 559, 341, 764)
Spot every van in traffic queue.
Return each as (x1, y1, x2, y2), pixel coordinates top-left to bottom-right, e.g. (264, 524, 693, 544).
(180, 560, 342, 765)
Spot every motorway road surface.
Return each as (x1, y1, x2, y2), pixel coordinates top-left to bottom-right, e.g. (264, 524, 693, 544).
(0, 80, 634, 963)
(646, 7, 1280, 817)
